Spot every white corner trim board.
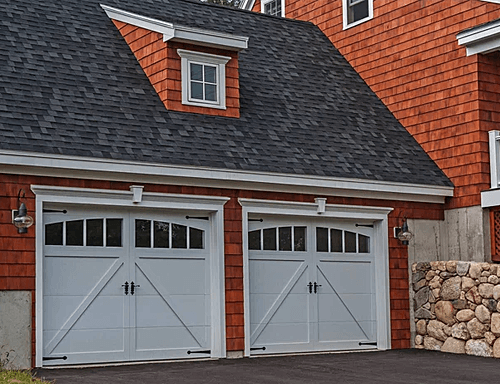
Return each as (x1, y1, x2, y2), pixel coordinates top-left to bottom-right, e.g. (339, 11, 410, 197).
(457, 18, 500, 56)
(0, 150, 453, 204)
(100, 4, 248, 51)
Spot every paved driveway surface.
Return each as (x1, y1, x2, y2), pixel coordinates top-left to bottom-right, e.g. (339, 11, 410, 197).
(36, 349, 500, 384)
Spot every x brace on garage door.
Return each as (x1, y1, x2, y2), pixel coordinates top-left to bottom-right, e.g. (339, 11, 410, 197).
(239, 198, 392, 356)
(32, 185, 228, 367)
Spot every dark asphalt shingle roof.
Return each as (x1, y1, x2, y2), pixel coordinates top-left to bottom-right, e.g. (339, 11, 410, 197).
(0, 0, 452, 187)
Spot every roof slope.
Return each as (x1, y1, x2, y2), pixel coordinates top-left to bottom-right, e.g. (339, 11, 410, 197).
(0, 0, 452, 187)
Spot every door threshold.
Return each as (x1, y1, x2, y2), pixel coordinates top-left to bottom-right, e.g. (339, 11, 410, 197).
(41, 357, 216, 369)
(250, 348, 380, 358)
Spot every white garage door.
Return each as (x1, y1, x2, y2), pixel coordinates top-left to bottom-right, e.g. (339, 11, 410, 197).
(42, 205, 212, 365)
(248, 216, 377, 355)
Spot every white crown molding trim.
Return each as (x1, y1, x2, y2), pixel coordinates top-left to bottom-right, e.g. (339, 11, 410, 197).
(100, 4, 248, 51)
(0, 150, 453, 204)
(457, 18, 500, 56)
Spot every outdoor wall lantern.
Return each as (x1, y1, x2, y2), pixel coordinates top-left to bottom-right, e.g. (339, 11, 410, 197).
(394, 217, 413, 246)
(12, 189, 34, 234)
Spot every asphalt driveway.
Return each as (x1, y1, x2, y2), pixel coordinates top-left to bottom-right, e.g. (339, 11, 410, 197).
(36, 349, 500, 384)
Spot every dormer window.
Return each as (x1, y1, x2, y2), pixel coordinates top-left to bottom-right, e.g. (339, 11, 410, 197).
(261, 0, 285, 17)
(343, 0, 373, 29)
(178, 50, 231, 110)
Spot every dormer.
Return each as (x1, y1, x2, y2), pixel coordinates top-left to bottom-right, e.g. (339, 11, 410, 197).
(101, 4, 249, 118)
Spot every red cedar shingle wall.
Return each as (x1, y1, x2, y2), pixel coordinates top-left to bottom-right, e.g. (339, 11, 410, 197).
(112, 20, 240, 118)
(252, 0, 500, 209)
(1, 174, 445, 365)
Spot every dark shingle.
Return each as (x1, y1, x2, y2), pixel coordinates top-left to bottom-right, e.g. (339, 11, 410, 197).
(0, 0, 452, 187)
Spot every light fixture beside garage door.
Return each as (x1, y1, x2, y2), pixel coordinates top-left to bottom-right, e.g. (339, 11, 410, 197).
(12, 189, 34, 234)
(394, 217, 413, 245)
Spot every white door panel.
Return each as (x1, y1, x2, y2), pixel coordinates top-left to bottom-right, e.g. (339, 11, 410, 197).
(43, 206, 212, 366)
(249, 216, 378, 355)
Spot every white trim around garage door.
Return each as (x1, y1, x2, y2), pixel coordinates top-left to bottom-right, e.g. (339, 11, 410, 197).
(239, 198, 393, 356)
(32, 185, 229, 367)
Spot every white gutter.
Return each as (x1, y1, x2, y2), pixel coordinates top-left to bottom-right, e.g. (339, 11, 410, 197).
(0, 150, 453, 204)
(457, 18, 500, 56)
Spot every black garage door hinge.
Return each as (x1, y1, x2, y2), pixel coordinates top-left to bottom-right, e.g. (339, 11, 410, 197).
(250, 347, 266, 351)
(355, 224, 374, 228)
(359, 341, 377, 346)
(185, 216, 209, 221)
(187, 350, 211, 355)
(43, 356, 67, 361)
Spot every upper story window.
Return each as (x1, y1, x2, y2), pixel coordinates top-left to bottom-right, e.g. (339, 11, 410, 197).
(261, 0, 285, 17)
(343, 0, 373, 29)
(177, 49, 231, 109)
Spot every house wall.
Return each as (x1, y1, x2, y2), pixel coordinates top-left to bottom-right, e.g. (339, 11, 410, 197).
(1, 172, 446, 366)
(112, 20, 240, 118)
(252, 0, 500, 210)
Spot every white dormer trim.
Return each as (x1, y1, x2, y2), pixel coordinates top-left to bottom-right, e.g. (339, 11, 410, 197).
(240, 0, 256, 10)
(100, 4, 249, 51)
(457, 18, 500, 56)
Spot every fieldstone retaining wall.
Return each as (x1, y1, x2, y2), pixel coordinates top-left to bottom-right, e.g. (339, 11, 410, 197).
(412, 261, 500, 358)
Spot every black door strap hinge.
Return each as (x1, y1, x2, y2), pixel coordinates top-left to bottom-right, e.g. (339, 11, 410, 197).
(359, 341, 377, 346)
(185, 216, 209, 220)
(355, 224, 374, 228)
(43, 356, 68, 361)
(250, 347, 266, 351)
(187, 350, 211, 354)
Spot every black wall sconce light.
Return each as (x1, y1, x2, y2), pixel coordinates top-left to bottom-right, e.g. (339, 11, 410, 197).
(12, 189, 34, 234)
(394, 217, 413, 246)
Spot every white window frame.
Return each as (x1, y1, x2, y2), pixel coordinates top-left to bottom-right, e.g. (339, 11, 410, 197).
(261, 0, 285, 17)
(177, 49, 231, 110)
(343, 0, 373, 30)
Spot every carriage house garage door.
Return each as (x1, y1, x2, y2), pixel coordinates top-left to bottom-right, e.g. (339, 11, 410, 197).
(246, 211, 390, 355)
(41, 204, 217, 366)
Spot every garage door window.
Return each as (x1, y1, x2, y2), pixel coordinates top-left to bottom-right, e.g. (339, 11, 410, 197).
(316, 227, 370, 253)
(135, 219, 204, 249)
(45, 218, 123, 247)
(248, 226, 306, 251)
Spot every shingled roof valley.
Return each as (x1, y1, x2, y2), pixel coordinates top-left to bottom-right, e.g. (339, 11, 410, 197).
(0, 0, 452, 187)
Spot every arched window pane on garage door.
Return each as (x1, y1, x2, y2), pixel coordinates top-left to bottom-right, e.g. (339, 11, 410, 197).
(248, 226, 307, 251)
(316, 227, 370, 253)
(135, 219, 205, 249)
(45, 218, 123, 247)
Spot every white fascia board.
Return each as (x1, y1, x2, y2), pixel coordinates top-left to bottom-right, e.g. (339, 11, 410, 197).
(100, 4, 248, 51)
(457, 18, 500, 56)
(481, 188, 500, 208)
(480, 0, 500, 4)
(0, 151, 453, 204)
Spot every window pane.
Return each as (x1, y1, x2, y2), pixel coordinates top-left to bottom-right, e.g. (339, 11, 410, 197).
(331, 229, 342, 252)
(294, 226, 306, 251)
(316, 227, 328, 252)
(205, 84, 217, 101)
(349, 0, 368, 23)
(359, 234, 370, 253)
(191, 82, 203, 100)
(204, 66, 216, 83)
(86, 219, 103, 246)
(106, 219, 122, 247)
(135, 219, 151, 248)
(263, 228, 277, 250)
(190, 63, 203, 81)
(345, 231, 357, 253)
(172, 224, 187, 248)
(190, 227, 204, 249)
(279, 227, 292, 251)
(66, 220, 84, 246)
(249, 230, 261, 250)
(154, 221, 169, 248)
(45, 222, 63, 245)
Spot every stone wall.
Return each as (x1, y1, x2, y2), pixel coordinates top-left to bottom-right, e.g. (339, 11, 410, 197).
(412, 261, 500, 358)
